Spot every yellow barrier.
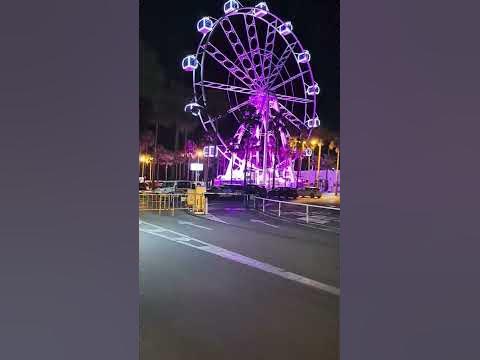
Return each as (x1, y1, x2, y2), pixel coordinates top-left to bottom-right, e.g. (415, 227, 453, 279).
(140, 191, 207, 215)
(193, 186, 206, 214)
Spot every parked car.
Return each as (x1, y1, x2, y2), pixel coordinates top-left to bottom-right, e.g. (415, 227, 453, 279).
(268, 187, 298, 200)
(153, 180, 204, 194)
(220, 184, 243, 194)
(207, 186, 221, 193)
(245, 184, 267, 197)
(298, 186, 322, 198)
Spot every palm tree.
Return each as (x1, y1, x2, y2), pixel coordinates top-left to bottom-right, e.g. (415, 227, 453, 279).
(140, 41, 199, 176)
(292, 131, 309, 188)
(314, 138, 325, 188)
(155, 146, 174, 181)
(334, 147, 340, 195)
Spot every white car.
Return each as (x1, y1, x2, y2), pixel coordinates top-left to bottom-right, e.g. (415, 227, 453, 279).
(153, 180, 205, 194)
(298, 186, 322, 198)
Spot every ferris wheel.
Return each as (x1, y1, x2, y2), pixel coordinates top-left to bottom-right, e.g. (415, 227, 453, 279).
(182, 1, 320, 187)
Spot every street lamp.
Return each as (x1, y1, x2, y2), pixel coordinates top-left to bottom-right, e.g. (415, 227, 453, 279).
(148, 155, 153, 181)
(139, 154, 147, 178)
(139, 154, 153, 181)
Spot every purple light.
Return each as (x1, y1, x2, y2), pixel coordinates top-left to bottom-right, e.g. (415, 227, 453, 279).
(253, 2, 269, 17)
(296, 50, 311, 64)
(278, 21, 293, 36)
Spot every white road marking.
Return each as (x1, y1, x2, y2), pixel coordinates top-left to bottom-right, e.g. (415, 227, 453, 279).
(204, 214, 230, 224)
(296, 216, 330, 225)
(250, 219, 280, 228)
(177, 220, 213, 230)
(139, 220, 339, 296)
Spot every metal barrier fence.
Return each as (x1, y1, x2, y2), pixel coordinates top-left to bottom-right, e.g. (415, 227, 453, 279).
(139, 192, 208, 215)
(252, 196, 340, 230)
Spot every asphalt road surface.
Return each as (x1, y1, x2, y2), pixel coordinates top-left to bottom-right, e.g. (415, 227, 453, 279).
(140, 199, 339, 360)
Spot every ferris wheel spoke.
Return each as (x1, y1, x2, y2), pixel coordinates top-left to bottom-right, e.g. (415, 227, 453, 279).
(262, 20, 279, 82)
(266, 44, 295, 88)
(196, 80, 255, 96)
(219, 17, 257, 84)
(202, 43, 254, 88)
(270, 70, 310, 91)
(227, 99, 251, 114)
(243, 14, 265, 85)
(276, 102, 304, 129)
(275, 93, 313, 104)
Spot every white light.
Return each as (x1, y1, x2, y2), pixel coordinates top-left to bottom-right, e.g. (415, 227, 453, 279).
(197, 17, 214, 35)
(181, 55, 198, 71)
(203, 145, 218, 158)
(191, 163, 204, 171)
(184, 102, 201, 116)
(306, 115, 320, 128)
(253, 2, 268, 17)
(306, 82, 320, 96)
(296, 50, 311, 64)
(278, 21, 293, 36)
(224, 0, 240, 14)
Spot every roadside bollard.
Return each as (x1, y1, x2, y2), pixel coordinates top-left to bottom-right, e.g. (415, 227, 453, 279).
(262, 198, 265, 213)
(278, 202, 281, 217)
(306, 205, 309, 224)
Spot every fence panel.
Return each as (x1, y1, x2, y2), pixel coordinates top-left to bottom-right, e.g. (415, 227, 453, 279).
(139, 192, 206, 214)
(252, 196, 340, 231)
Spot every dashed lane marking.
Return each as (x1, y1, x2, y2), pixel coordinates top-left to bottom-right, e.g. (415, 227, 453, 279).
(177, 220, 213, 230)
(139, 220, 340, 296)
(203, 214, 230, 224)
(249, 219, 280, 228)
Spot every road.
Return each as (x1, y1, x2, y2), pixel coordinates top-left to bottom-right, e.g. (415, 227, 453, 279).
(140, 199, 339, 360)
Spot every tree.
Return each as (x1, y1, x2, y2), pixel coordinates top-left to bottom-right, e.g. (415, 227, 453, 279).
(154, 146, 175, 181)
(290, 131, 309, 188)
(140, 41, 199, 154)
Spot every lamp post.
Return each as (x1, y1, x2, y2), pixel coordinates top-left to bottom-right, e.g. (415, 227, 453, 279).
(327, 140, 336, 191)
(149, 155, 153, 181)
(195, 149, 203, 182)
(307, 147, 311, 171)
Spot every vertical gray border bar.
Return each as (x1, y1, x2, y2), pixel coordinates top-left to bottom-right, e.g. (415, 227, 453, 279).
(0, 1, 138, 359)
(342, 0, 480, 359)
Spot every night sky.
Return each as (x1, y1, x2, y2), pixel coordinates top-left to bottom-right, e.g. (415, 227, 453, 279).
(140, 0, 339, 147)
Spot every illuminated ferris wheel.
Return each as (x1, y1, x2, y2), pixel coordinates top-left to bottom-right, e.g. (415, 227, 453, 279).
(182, 1, 320, 187)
